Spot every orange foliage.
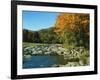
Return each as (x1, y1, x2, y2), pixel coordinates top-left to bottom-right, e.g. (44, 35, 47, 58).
(54, 13, 89, 35)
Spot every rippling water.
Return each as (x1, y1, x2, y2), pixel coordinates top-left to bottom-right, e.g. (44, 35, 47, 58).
(23, 55, 59, 69)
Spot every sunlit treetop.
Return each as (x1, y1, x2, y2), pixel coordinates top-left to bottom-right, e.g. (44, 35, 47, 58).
(54, 13, 89, 35)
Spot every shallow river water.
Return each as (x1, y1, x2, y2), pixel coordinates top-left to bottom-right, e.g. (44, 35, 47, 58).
(23, 55, 59, 68)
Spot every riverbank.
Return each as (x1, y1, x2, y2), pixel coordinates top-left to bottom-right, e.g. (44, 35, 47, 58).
(23, 42, 89, 67)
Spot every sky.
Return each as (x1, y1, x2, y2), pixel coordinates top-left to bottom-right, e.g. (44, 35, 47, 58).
(22, 11, 59, 31)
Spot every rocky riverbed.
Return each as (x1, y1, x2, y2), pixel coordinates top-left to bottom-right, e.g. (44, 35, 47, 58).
(23, 43, 89, 67)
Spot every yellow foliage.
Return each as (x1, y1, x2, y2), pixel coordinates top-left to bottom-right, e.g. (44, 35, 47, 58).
(54, 13, 89, 35)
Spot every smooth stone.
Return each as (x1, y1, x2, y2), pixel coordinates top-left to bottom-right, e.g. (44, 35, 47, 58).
(24, 55, 31, 59)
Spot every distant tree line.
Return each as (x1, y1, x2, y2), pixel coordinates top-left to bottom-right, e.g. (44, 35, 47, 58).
(23, 27, 61, 44)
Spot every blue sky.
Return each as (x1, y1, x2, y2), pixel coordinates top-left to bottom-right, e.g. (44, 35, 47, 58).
(22, 11, 59, 31)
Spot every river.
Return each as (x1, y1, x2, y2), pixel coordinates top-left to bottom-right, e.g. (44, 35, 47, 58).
(23, 55, 59, 68)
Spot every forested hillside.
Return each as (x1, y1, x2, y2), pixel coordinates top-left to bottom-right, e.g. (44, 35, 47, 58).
(23, 27, 60, 44)
(23, 13, 89, 48)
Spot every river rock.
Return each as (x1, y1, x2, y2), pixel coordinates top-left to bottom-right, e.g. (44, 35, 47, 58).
(24, 55, 31, 59)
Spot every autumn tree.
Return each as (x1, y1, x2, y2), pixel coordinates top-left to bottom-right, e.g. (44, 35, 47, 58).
(54, 13, 90, 48)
